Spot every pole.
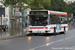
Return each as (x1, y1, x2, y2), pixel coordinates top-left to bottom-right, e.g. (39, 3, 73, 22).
(1, 7, 2, 37)
(71, 13, 73, 19)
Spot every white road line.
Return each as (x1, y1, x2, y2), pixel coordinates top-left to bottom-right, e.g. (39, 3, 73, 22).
(30, 36, 74, 50)
(72, 46, 75, 48)
(54, 39, 64, 43)
(71, 46, 75, 49)
(65, 36, 74, 40)
(69, 46, 75, 50)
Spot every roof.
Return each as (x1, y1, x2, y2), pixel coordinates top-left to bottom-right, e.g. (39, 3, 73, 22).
(30, 10, 67, 13)
(30, 10, 67, 15)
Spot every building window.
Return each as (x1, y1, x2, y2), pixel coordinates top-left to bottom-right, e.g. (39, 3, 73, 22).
(0, 8, 5, 17)
(65, 0, 67, 1)
(68, 1, 72, 4)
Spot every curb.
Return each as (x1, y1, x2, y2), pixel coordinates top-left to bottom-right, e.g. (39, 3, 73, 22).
(0, 34, 26, 40)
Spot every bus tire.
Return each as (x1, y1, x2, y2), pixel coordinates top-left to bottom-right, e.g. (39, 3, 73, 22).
(64, 26, 65, 32)
(60, 26, 65, 34)
(3, 29, 6, 32)
(60, 32, 65, 34)
(54, 27, 56, 35)
(63, 26, 65, 34)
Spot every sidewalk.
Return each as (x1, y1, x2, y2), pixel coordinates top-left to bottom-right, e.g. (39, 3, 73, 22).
(0, 31, 27, 40)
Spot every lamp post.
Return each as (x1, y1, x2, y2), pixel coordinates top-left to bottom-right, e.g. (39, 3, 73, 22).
(0, 4, 2, 37)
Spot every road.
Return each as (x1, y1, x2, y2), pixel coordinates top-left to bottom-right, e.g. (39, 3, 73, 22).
(0, 30, 75, 50)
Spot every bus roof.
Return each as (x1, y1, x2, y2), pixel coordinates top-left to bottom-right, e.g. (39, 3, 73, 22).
(30, 10, 67, 15)
(30, 10, 67, 13)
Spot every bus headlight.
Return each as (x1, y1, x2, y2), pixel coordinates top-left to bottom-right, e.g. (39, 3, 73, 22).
(45, 29, 50, 33)
(47, 29, 49, 31)
(28, 29, 31, 31)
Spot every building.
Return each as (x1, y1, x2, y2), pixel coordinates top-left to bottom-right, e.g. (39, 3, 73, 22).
(0, 0, 9, 17)
(0, 0, 31, 34)
(64, 0, 75, 4)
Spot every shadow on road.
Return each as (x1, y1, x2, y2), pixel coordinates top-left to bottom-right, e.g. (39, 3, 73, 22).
(27, 33, 65, 36)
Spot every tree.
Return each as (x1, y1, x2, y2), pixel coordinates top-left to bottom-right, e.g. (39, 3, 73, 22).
(49, 0, 71, 13)
(27, 0, 51, 10)
(0, 0, 27, 7)
(69, 2, 75, 16)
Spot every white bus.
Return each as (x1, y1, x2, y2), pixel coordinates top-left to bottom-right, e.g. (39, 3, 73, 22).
(28, 10, 68, 35)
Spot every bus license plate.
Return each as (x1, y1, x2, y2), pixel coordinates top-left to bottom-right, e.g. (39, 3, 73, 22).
(39, 31, 41, 33)
(36, 31, 41, 33)
(36, 31, 38, 33)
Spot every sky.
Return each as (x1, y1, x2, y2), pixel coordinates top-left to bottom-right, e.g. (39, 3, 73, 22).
(0, 2, 3, 5)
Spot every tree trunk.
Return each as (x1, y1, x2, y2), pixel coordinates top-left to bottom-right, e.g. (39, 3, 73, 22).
(12, 8, 15, 35)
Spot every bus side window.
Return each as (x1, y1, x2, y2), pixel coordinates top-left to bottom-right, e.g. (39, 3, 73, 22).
(60, 16, 67, 24)
(60, 18, 63, 24)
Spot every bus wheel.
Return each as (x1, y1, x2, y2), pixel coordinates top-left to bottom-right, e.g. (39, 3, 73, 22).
(64, 26, 65, 32)
(3, 29, 6, 32)
(60, 32, 65, 34)
(64, 26, 66, 34)
(54, 27, 56, 35)
(60, 26, 65, 34)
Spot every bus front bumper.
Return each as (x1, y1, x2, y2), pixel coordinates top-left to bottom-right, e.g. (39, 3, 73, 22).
(28, 30, 50, 33)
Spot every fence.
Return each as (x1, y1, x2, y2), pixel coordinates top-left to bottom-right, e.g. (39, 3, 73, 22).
(68, 23, 75, 30)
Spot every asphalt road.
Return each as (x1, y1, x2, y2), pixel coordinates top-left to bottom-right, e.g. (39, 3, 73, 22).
(0, 30, 75, 50)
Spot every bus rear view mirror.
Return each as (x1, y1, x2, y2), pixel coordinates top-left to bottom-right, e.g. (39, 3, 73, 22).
(43, 15, 48, 17)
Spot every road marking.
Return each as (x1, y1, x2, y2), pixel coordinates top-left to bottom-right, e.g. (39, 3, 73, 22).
(71, 46, 75, 50)
(65, 36, 74, 40)
(54, 39, 64, 43)
(72, 46, 75, 48)
(30, 36, 74, 50)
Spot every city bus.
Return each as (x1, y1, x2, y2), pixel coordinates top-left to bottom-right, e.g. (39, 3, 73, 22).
(27, 10, 68, 35)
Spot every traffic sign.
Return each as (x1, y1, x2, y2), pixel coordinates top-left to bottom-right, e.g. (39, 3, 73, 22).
(2, 15, 4, 17)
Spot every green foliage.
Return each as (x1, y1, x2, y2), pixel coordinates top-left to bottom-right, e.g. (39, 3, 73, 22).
(0, 0, 71, 16)
(0, 0, 28, 7)
(67, 13, 71, 21)
(49, 0, 71, 13)
(27, 0, 51, 10)
(69, 2, 75, 16)
(1, 0, 70, 13)
(0, 5, 2, 7)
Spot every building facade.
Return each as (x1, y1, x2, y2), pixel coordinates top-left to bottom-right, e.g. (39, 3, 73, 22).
(0, 0, 9, 17)
(64, 0, 75, 4)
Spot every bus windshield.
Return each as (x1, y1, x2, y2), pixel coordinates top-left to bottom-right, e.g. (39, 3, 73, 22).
(29, 15, 48, 26)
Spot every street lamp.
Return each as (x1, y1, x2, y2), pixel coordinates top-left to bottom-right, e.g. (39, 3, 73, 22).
(0, 5, 2, 37)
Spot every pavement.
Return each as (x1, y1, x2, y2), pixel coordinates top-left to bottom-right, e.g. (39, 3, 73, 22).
(0, 30, 27, 40)
(0, 29, 75, 50)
